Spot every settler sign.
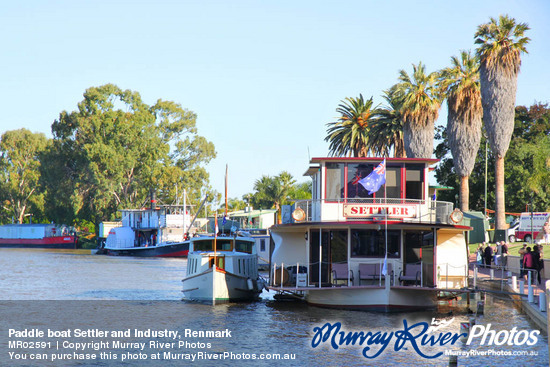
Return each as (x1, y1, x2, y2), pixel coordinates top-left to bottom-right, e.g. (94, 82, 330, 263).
(343, 204, 417, 218)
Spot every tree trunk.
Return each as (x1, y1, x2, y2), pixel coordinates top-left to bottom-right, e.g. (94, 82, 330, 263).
(460, 175, 469, 212)
(403, 121, 435, 158)
(495, 157, 506, 229)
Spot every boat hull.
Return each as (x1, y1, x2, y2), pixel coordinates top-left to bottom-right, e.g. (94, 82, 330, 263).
(303, 286, 437, 312)
(104, 242, 189, 257)
(0, 236, 77, 249)
(182, 266, 261, 303)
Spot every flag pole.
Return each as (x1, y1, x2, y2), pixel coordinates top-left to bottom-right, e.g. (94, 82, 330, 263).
(383, 159, 388, 277)
(214, 212, 218, 269)
(224, 164, 228, 218)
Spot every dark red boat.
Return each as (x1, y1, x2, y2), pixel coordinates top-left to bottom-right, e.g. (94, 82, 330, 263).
(0, 224, 77, 249)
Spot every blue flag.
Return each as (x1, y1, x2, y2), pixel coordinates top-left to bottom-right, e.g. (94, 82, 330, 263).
(358, 159, 386, 195)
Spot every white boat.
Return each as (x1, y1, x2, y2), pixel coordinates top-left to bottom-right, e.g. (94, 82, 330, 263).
(269, 157, 471, 312)
(182, 233, 265, 303)
(245, 228, 271, 270)
(101, 204, 190, 257)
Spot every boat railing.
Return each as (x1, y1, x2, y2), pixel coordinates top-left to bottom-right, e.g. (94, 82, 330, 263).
(437, 263, 469, 289)
(472, 262, 539, 294)
(270, 260, 436, 289)
(271, 262, 313, 289)
(291, 198, 455, 225)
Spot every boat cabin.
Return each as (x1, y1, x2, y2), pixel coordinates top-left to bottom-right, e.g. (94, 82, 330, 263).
(105, 206, 190, 249)
(270, 157, 469, 291)
(186, 235, 258, 280)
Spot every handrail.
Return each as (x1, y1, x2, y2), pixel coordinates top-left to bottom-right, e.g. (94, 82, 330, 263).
(290, 198, 455, 225)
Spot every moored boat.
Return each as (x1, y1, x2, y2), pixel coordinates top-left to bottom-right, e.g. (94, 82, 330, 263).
(269, 157, 471, 312)
(102, 204, 190, 257)
(0, 223, 77, 249)
(182, 232, 265, 303)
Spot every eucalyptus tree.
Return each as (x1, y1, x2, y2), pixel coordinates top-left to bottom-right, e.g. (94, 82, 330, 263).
(370, 87, 405, 158)
(325, 94, 378, 157)
(0, 129, 49, 223)
(438, 51, 482, 212)
(42, 84, 215, 226)
(394, 62, 441, 158)
(475, 15, 530, 229)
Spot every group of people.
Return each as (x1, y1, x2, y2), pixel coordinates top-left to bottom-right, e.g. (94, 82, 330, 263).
(476, 241, 545, 285)
(476, 241, 509, 269)
(519, 243, 544, 284)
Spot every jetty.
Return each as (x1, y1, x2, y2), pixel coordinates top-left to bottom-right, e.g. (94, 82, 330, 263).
(467, 253, 549, 332)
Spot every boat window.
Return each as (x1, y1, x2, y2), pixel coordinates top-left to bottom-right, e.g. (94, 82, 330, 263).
(351, 229, 400, 258)
(235, 240, 253, 254)
(260, 239, 266, 252)
(216, 239, 233, 251)
(385, 166, 401, 198)
(312, 174, 319, 200)
(194, 240, 213, 251)
(346, 164, 373, 199)
(325, 163, 345, 201)
(405, 164, 424, 200)
(403, 230, 433, 263)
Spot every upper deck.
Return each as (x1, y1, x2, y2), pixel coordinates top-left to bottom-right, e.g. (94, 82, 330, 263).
(120, 205, 189, 230)
(291, 157, 456, 225)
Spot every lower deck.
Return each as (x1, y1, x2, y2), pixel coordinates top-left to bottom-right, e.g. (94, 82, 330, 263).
(269, 223, 470, 296)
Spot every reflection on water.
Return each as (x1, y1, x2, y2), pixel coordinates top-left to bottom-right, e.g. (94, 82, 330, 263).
(0, 249, 548, 366)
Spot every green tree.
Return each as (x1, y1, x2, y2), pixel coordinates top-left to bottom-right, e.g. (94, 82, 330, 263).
(223, 197, 247, 212)
(475, 14, 530, 229)
(394, 62, 441, 158)
(288, 181, 312, 201)
(250, 171, 297, 223)
(370, 87, 405, 158)
(41, 84, 216, 227)
(0, 129, 49, 223)
(325, 94, 378, 157)
(438, 51, 483, 211)
(435, 103, 550, 215)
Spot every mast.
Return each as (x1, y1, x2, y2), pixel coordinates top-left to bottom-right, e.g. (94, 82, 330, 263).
(183, 189, 187, 240)
(225, 164, 228, 232)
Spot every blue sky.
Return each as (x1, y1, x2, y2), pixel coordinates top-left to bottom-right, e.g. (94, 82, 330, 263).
(1, 1, 549, 202)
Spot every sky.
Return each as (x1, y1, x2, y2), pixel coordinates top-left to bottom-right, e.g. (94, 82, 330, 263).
(1, 1, 549, 202)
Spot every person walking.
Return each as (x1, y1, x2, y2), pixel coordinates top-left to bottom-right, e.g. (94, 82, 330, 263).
(501, 241, 508, 270)
(484, 243, 493, 268)
(518, 243, 527, 277)
(532, 245, 542, 284)
(523, 247, 535, 284)
(476, 244, 484, 265)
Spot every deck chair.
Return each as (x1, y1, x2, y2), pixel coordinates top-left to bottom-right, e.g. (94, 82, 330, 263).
(332, 263, 354, 286)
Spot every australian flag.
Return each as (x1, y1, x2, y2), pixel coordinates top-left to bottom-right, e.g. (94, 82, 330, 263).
(358, 159, 386, 195)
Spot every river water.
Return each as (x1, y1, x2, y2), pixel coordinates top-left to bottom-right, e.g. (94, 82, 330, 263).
(0, 249, 548, 366)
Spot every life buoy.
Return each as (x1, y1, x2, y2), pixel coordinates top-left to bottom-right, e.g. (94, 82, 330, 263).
(450, 208, 463, 223)
(292, 208, 306, 222)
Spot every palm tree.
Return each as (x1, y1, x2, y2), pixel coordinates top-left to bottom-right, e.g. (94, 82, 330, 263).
(394, 62, 441, 158)
(439, 51, 483, 212)
(370, 87, 406, 158)
(325, 94, 377, 157)
(252, 171, 296, 223)
(475, 15, 530, 229)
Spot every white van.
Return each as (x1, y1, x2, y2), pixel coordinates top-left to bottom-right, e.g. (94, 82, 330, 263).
(512, 212, 550, 243)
